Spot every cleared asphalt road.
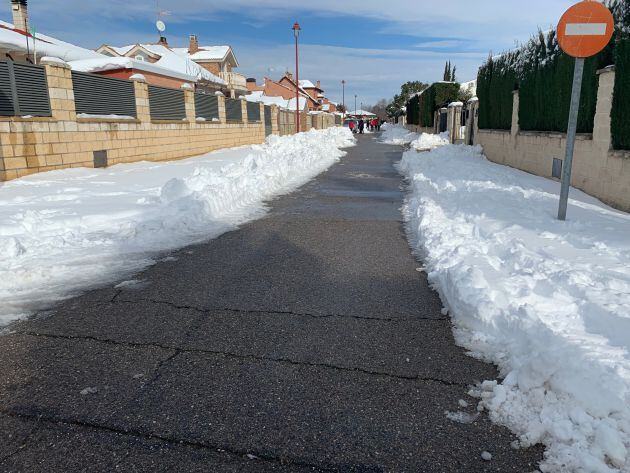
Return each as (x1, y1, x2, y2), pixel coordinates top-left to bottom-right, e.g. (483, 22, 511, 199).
(0, 134, 543, 472)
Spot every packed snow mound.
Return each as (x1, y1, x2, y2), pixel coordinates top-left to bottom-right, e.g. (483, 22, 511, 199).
(398, 144, 630, 473)
(378, 124, 419, 145)
(410, 132, 450, 150)
(0, 127, 355, 325)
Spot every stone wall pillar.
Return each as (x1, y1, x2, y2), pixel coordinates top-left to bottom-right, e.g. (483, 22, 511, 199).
(447, 103, 463, 143)
(593, 67, 615, 153)
(271, 105, 279, 135)
(183, 87, 196, 123)
(42, 60, 76, 122)
(511, 90, 520, 138)
(241, 97, 248, 124)
(131, 78, 150, 123)
(217, 95, 226, 123)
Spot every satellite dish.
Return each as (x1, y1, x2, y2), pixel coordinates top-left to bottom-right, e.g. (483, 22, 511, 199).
(156, 20, 166, 33)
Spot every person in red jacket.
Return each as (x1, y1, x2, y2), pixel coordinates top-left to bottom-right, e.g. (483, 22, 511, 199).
(348, 120, 356, 133)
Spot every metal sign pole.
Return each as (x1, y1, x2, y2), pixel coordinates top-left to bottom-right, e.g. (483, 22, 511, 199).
(558, 57, 585, 221)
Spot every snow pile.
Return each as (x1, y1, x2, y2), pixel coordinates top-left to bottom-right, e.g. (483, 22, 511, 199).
(0, 128, 355, 325)
(410, 132, 450, 150)
(378, 124, 419, 145)
(398, 144, 630, 472)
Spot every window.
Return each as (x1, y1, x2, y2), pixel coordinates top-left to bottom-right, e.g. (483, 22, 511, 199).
(135, 55, 145, 62)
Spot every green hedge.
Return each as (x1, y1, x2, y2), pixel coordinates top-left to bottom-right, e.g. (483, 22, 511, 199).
(476, 1, 630, 148)
(612, 39, 630, 150)
(406, 94, 420, 125)
(519, 53, 601, 133)
(407, 82, 460, 128)
(477, 54, 516, 130)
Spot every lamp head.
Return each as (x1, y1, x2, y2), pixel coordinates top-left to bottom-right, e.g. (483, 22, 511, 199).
(292, 22, 301, 38)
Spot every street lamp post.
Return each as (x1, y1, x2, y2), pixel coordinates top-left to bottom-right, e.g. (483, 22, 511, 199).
(292, 22, 301, 134)
(341, 80, 346, 118)
(354, 95, 357, 116)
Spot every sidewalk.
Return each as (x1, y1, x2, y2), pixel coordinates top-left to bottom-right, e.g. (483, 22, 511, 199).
(0, 134, 543, 472)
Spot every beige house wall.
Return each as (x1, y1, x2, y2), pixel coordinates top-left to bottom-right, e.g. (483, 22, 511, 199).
(0, 62, 335, 182)
(472, 67, 630, 212)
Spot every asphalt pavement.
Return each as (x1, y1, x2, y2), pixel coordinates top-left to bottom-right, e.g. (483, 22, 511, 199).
(0, 133, 543, 472)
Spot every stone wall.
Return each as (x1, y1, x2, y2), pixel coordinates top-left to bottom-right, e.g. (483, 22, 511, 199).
(0, 62, 284, 181)
(473, 67, 630, 211)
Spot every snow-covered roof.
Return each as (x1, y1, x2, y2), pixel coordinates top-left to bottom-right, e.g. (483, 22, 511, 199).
(99, 43, 226, 85)
(68, 56, 205, 83)
(245, 91, 307, 111)
(0, 20, 102, 61)
(299, 80, 317, 88)
(460, 79, 477, 95)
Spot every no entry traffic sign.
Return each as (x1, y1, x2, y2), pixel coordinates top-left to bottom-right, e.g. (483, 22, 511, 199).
(556, 1, 614, 221)
(558, 0, 614, 58)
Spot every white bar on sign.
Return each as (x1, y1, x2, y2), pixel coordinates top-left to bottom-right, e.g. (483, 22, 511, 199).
(565, 23, 607, 36)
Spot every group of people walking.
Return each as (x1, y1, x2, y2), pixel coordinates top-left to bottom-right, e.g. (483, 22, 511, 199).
(348, 117, 381, 134)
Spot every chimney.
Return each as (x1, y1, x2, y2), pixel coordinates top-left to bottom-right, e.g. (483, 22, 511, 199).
(246, 78, 258, 91)
(188, 34, 199, 54)
(11, 0, 28, 32)
(286, 72, 293, 81)
(316, 80, 321, 89)
(158, 36, 169, 47)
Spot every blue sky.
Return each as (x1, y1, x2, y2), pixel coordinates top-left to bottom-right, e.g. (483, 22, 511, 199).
(5, 0, 578, 105)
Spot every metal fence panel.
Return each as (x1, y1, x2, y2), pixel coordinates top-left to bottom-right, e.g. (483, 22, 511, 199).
(225, 98, 242, 122)
(0, 61, 51, 117)
(13, 62, 51, 117)
(264, 106, 272, 136)
(72, 71, 136, 117)
(247, 101, 261, 122)
(194, 93, 219, 121)
(0, 62, 14, 116)
(148, 85, 186, 120)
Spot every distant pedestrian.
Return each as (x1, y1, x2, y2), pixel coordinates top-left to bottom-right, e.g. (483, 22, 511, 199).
(348, 120, 356, 133)
(358, 119, 365, 134)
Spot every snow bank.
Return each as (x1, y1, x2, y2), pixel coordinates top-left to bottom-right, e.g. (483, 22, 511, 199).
(0, 128, 355, 325)
(410, 132, 449, 150)
(379, 124, 449, 150)
(378, 124, 418, 145)
(398, 144, 630, 472)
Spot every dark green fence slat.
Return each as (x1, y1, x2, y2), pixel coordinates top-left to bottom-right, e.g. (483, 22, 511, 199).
(195, 93, 219, 121)
(72, 71, 136, 117)
(247, 101, 261, 123)
(0, 62, 14, 116)
(264, 105, 272, 136)
(225, 98, 242, 122)
(0, 61, 51, 117)
(148, 85, 186, 120)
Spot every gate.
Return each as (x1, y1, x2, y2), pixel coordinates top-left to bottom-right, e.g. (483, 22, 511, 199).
(468, 107, 476, 145)
(438, 109, 448, 133)
(264, 106, 272, 136)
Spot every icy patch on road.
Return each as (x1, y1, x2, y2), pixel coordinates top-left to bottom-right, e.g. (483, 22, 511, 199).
(0, 128, 355, 325)
(399, 144, 630, 472)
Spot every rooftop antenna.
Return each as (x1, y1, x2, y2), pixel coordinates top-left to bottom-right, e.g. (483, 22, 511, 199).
(155, 0, 170, 39)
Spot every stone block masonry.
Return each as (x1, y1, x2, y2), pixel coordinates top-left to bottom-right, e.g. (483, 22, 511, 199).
(0, 62, 297, 181)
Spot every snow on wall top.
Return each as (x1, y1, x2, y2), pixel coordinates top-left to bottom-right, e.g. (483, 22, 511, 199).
(0, 20, 102, 61)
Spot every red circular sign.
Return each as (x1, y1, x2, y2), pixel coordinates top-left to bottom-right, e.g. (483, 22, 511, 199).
(557, 1, 614, 58)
